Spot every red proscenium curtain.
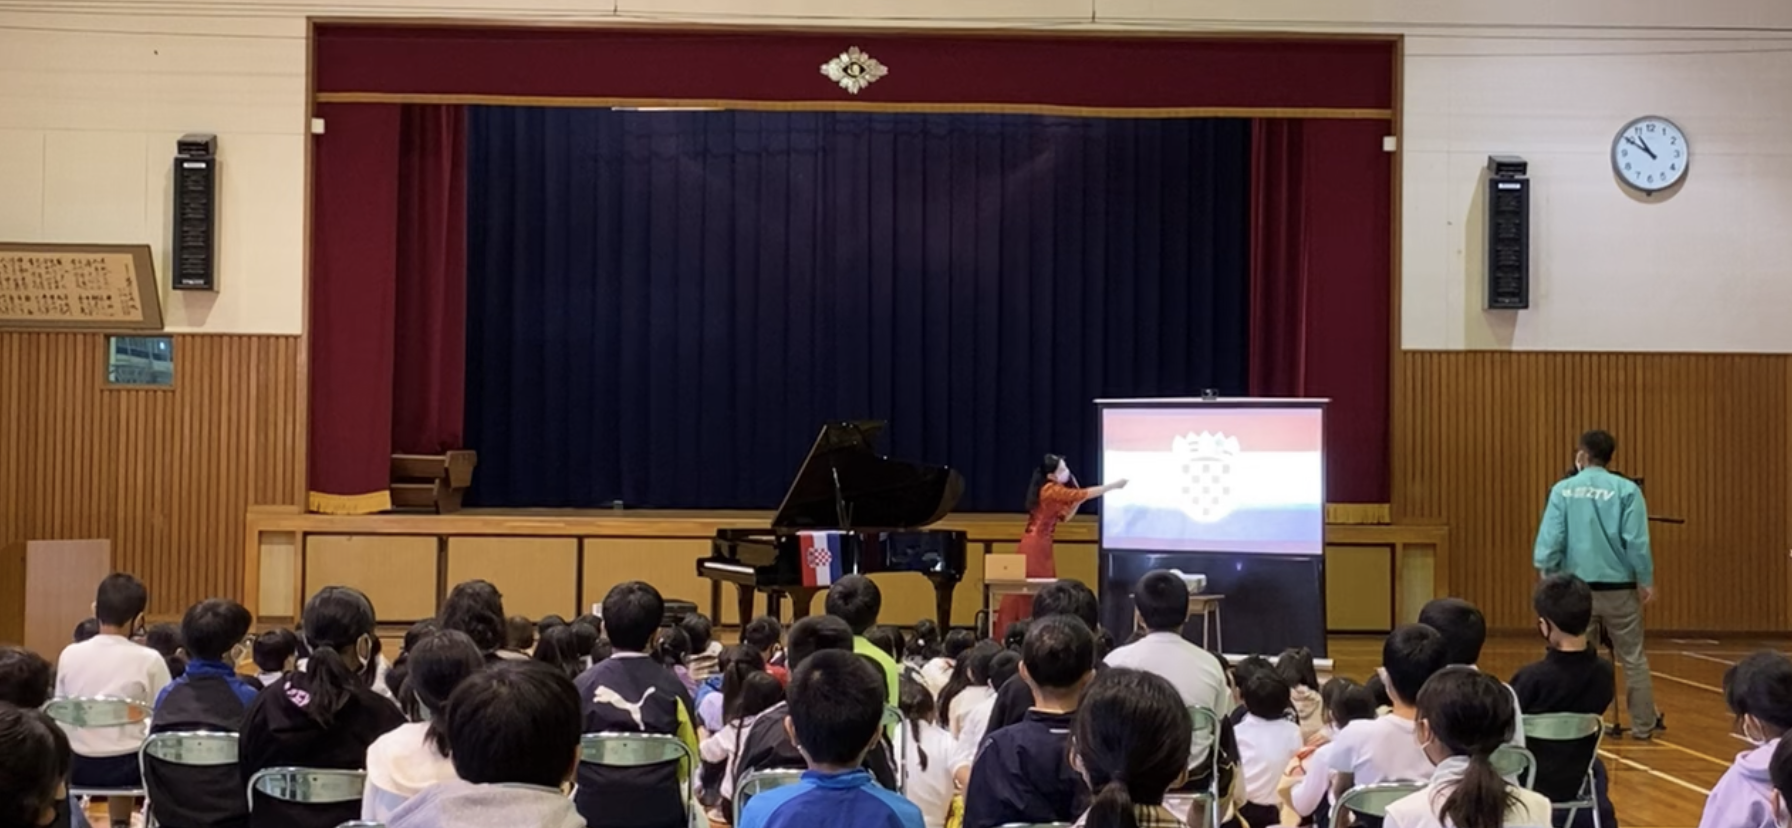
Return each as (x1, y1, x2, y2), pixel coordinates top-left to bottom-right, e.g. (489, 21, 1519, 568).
(1248, 118, 1391, 503)
(309, 103, 467, 513)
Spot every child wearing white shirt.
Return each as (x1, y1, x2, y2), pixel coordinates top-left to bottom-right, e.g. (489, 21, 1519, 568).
(1383, 667, 1551, 828)
(1326, 625, 1452, 800)
(1234, 670, 1305, 828)
(898, 676, 958, 828)
(54, 573, 171, 828)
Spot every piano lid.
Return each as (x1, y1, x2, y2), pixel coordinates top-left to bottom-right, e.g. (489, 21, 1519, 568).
(771, 421, 965, 531)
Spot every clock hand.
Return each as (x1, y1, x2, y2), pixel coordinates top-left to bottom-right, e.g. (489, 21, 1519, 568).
(1624, 134, 1658, 161)
(1633, 132, 1658, 160)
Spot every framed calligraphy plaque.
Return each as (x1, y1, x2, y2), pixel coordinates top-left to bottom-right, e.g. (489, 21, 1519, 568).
(0, 243, 163, 331)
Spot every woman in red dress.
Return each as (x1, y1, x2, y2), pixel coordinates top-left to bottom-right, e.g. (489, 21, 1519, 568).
(994, 453, 1127, 638)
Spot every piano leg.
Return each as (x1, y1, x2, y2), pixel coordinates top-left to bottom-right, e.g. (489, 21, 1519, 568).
(768, 592, 784, 621)
(734, 584, 754, 631)
(711, 580, 724, 624)
(788, 588, 820, 620)
(928, 575, 957, 630)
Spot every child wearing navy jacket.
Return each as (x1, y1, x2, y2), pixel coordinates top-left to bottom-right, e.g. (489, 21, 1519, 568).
(963, 615, 1096, 828)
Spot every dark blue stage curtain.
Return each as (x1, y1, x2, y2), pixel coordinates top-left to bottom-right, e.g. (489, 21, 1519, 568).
(465, 108, 1249, 511)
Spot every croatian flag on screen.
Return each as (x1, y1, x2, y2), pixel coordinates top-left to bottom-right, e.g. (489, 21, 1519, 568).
(799, 531, 846, 587)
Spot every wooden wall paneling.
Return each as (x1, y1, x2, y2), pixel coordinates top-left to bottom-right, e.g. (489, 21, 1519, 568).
(1393, 351, 1788, 632)
(0, 333, 301, 615)
(581, 537, 746, 624)
(445, 537, 579, 621)
(304, 535, 439, 622)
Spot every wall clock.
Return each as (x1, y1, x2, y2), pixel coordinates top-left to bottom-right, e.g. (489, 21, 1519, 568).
(1612, 116, 1689, 194)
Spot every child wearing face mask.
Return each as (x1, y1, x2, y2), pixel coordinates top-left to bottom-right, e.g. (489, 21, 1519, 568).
(1383, 667, 1551, 828)
(1770, 738, 1791, 828)
(1699, 651, 1792, 828)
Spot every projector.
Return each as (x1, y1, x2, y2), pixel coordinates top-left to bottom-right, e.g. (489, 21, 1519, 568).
(1169, 569, 1208, 595)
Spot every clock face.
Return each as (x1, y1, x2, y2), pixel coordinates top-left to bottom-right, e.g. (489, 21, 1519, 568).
(1612, 116, 1689, 193)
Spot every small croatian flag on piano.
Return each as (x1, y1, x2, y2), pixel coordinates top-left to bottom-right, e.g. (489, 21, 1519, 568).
(799, 531, 846, 587)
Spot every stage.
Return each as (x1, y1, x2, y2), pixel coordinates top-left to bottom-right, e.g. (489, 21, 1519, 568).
(244, 505, 1445, 633)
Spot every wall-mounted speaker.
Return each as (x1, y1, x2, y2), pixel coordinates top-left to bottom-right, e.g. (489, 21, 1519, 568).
(1485, 155, 1529, 310)
(172, 133, 217, 291)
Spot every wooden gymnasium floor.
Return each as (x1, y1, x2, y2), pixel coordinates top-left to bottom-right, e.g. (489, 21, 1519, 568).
(1329, 633, 1784, 828)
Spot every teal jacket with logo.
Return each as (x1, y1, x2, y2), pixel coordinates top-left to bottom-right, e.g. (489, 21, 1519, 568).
(1533, 466, 1653, 587)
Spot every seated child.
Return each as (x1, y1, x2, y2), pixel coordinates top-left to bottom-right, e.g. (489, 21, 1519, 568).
(1286, 677, 1378, 822)
(252, 628, 299, 688)
(54, 573, 171, 828)
(743, 615, 789, 685)
(896, 676, 957, 828)
(147, 598, 259, 828)
(573, 582, 700, 828)
(1071, 668, 1195, 828)
(1383, 667, 1551, 828)
(737, 650, 924, 828)
(1698, 651, 1792, 828)
(363, 629, 486, 820)
(683, 613, 723, 682)
(698, 668, 784, 811)
(0, 703, 73, 828)
(1325, 625, 1451, 793)
(1234, 669, 1304, 828)
(241, 587, 407, 828)
(1278, 648, 1325, 742)
(963, 615, 1097, 828)
(388, 662, 585, 828)
(501, 614, 536, 660)
(1509, 574, 1617, 827)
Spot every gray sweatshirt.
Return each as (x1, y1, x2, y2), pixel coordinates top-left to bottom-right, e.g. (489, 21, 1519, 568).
(388, 780, 585, 828)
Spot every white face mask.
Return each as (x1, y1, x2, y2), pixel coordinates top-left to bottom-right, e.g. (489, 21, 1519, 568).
(1741, 715, 1770, 747)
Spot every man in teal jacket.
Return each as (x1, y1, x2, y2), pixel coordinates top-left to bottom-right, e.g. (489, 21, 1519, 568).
(1533, 429, 1658, 739)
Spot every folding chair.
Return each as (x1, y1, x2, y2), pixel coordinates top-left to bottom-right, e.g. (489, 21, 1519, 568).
(1522, 712, 1606, 828)
(1492, 744, 1539, 790)
(41, 697, 154, 801)
(337, 823, 385, 828)
(1331, 781, 1426, 828)
(1185, 706, 1223, 828)
(733, 769, 806, 825)
(580, 732, 703, 828)
(246, 767, 367, 809)
(139, 731, 240, 828)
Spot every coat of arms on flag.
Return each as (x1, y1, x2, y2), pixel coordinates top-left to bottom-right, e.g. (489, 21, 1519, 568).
(798, 531, 846, 587)
(1172, 430, 1241, 524)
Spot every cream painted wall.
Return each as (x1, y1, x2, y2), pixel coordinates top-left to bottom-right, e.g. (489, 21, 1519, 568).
(2, 1, 1790, 346)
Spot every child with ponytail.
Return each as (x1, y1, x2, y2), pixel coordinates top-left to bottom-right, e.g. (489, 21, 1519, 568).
(1383, 667, 1551, 828)
(898, 675, 957, 828)
(1070, 667, 1192, 828)
(242, 586, 407, 828)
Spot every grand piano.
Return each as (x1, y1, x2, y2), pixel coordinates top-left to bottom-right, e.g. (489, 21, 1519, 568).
(701, 422, 969, 628)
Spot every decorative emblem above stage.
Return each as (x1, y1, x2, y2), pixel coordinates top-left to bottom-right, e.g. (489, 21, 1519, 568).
(820, 47, 887, 95)
(1173, 430, 1241, 524)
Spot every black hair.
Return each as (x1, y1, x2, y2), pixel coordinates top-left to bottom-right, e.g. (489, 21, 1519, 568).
(601, 581, 664, 652)
(536, 614, 567, 635)
(655, 623, 691, 669)
(906, 619, 942, 662)
(1365, 672, 1392, 709)
(406, 629, 485, 752)
(1382, 624, 1450, 706)
(145, 622, 188, 680)
(718, 645, 769, 722)
(506, 615, 536, 651)
(445, 661, 581, 788)
(1231, 654, 1275, 692)
(1533, 574, 1594, 637)
(1002, 620, 1030, 652)
(786, 615, 855, 671)
(253, 628, 300, 674)
(1770, 737, 1792, 806)
(1241, 668, 1294, 720)
(1034, 579, 1100, 630)
(1025, 453, 1068, 511)
(94, 572, 148, 627)
(1580, 430, 1616, 465)
(937, 640, 1000, 725)
(1321, 677, 1377, 729)
(1722, 651, 1792, 737)
(1133, 570, 1190, 632)
(72, 617, 99, 643)
(0, 703, 71, 828)
(590, 637, 614, 664)
(1415, 667, 1521, 828)
(574, 614, 603, 638)
(181, 598, 253, 662)
(941, 629, 976, 661)
(1022, 615, 1096, 691)
(866, 625, 905, 661)
(439, 580, 507, 654)
(680, 613, 714, 654)
(297, 586, 379, 728)
(743, 615, 784, 654)
(824, 575, 882, 635)
(532, 625, 587, 679)
(403, 618, 441, 654)
(732, 671, 785, 725)
(899, 675, 938, 770)
(787, 649, 885, 766)
(385, 618, 442, 697)
(1074, 668, 1193, 828)
(1419, 598, 1488, 666)
(988, 650, 1022, 689)
(569, 620, 601, 660)
(0, 648, 53, 709)
(1276, 648, 1321, 691)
